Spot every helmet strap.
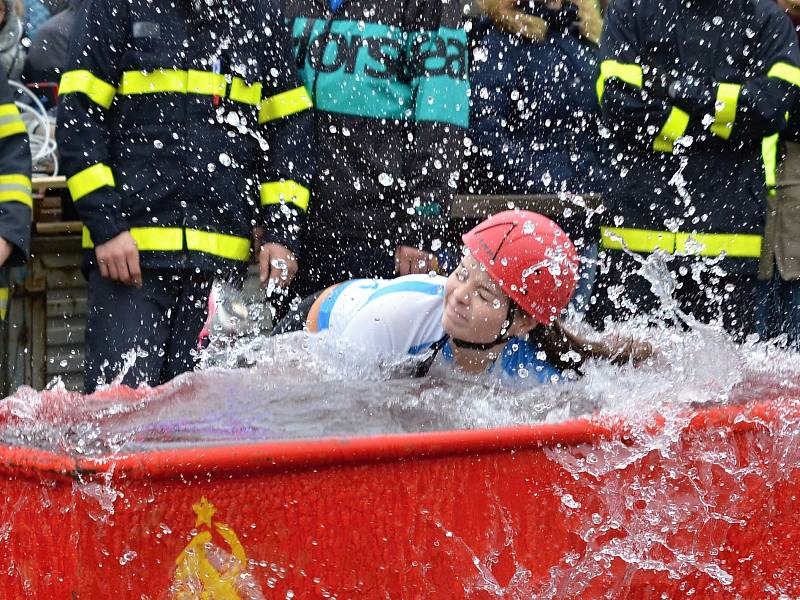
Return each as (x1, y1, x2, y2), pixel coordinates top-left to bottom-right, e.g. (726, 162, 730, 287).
(450, 302, 517, 352)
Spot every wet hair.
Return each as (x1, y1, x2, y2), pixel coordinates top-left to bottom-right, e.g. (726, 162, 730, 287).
(527, 319, 650, 375)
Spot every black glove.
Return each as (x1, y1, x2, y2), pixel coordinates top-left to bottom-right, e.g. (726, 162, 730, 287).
(666, 75, 716, 118)
(642, 65, 670, 100)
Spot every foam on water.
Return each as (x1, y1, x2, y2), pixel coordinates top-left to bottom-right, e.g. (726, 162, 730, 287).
(0, 317, 798, 456)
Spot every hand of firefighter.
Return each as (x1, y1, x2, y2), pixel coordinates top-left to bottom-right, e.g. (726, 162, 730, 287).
(259, 242, 298, 291)
(642, 65, 671, 100)
(95, 231, 142, 288)
(602, 333, 655, 366)
(395, 245, 438, 276)
(666, 74, 716, 118)
(0, 238, 12, 268)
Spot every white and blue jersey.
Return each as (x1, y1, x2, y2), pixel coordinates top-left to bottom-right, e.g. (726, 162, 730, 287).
(313, 275, 563, 385)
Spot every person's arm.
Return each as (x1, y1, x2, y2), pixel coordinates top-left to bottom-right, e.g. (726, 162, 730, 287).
(596, 0, 689, 154)
(599, 0, 800, 151)
(399, 0, 469, 270)
(56, 0, 141, 285)
(665, 7, 800, 144)
(551, 321, 654, 366)
(255, 0, 315, 288)
(0, 73, 31, 268)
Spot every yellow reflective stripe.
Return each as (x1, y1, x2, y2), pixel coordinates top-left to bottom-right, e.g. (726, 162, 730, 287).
(653, 106, 690, 153)
(0, 104, 26, 139)
(0, 174, 31, 188)
(0, 287, 8, 320)
(0, 174, 33, 209)
(675, 232, 762, 258)
(710, 83, 740, 140)
(119, 69, 190, 95)
(768, 62, 800, 88)
(0, 104, 19, 117)
(59, 70, 117, 109)
(119, 69, 227, 96)
(118, 69, 264, 107)
(82, 226, 250, 260)
(82, 226, 184, 251)
(258, 86, 313, 123)
(67, 163, 115, 201)
(229, 77, 262, 106)
(601, 227, 675, 253)
(259, 180, 310, 212)
(187, 70, 226, 96)
(185, 229, 251, 261)
(130, 227, 184, 251)
(762, 133, 779, 190)
(602, 227, 762, 258)
(596, 60, 643, 102)
(0, 190, 32, 207)
(0, 120, 26, 139)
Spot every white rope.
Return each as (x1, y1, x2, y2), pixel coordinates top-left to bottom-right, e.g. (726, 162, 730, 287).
(8, 79, 59, 176)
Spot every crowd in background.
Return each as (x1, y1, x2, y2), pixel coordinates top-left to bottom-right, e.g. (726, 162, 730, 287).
(1, 0, 800, 391)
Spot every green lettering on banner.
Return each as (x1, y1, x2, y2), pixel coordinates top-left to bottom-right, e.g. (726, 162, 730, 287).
(291, 18, 468, 127)
(409, 27, 469, 127)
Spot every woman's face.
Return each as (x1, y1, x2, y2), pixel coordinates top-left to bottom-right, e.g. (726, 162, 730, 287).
(442, 254, 513, 344)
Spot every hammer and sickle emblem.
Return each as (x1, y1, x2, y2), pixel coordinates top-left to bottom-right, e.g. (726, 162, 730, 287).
(171, 497, 254, 600)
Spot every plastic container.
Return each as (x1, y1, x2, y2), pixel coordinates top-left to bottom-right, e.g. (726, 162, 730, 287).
(0, 398, 798, 598)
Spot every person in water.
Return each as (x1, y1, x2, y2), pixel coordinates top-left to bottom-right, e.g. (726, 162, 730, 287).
(274, 210, 652, 384)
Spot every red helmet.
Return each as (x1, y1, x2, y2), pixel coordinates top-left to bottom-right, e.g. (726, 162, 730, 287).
(461, 210, 579, 324)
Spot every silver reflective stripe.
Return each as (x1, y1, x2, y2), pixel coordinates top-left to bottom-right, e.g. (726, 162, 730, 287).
(0, 114, 22, 126)
(0, 182, 31, 195)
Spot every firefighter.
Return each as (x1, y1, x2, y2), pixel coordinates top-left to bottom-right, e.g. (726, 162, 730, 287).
(57, 0, 314, 392)
(0, 71, 30, 322)
(588, 0, 800, 339)
(280, 0, 469, 300)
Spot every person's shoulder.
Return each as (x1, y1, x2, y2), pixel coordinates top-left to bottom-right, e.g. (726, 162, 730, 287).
(376, 274, 446, 297)
(749, 0, 794, 27)
(499, 336, 562, 384)
(252, 0, 281, 14)
(605, 0, 654, 20)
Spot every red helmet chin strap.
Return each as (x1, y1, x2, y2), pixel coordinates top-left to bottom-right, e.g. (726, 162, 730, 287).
(450, 302, 518, 352)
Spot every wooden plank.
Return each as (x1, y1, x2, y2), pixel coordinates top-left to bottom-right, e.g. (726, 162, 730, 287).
(450, 194, 603, 219)
(35, 221, 83, 235)
(31, 176, 67, 190)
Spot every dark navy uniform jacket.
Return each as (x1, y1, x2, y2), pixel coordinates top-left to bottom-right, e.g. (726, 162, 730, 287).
(57, 0, 314, 279)
(0, 74, 32, 319)
(467, 16, 608, 245)
(598, 0, 800, 273)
